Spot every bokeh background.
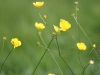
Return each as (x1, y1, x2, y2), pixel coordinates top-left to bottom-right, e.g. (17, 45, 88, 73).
(0, 0, 100, 75)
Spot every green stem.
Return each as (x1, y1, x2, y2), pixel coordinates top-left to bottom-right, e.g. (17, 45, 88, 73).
(37, 32, 64, 75)
(68, 31, 78, 42)
(39, 44, 59, 55)
(55, 36, 60, 55)
(82, 51, 96, 75)
(1, 40, 5, 64)
(74, 16, 100, 74)
(0, 47, 14, 75)
(39, 13, 52, 36)
(74, 17, 92, 45)
(78, 51, 84, 69)
(48, 51, 64, 75)
(37, 31, 47, 47)
(59, 55, 75, 75)
(55, 36, 75, 75)
(82, 63, 89, 75)
(75, 5, 80, 42)
(32, 37, 53, 75)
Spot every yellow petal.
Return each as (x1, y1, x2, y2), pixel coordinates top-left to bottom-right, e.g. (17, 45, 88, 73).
(60, 19, 71, 31)
(53, 25, 60, 34)
(77, 42, 86, 50)
(11, 38, 21, 48)
(33, 2, 44, 8)
(35, 22, 45, 30)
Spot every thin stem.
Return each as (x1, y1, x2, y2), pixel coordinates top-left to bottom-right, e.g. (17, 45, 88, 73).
(74, 16, 100, 58)
(55, 36, 75, 75)
(40, 45, 64, 75)
(0, 47, 14, 75)
(39, 13, 46, 24)
(37, 31, 47, 47)
(32, 37, 53, 75)
(59, 55, 75, 75)
(75, 5, 78, 20)
(55, 36, 60, 55)
(74, 17, 92, 45)
(89, 48, 94, 55)
(82, 63, 89, 75)
(74, 16, 100, 74)
(82, 51, 96, 75)
(68, 31, 78, 42)
(98, 60, 100, 75)
(37, 32, 64, 75)
(78, 51, 84, 69)
(39, 44, 59, 55)
(39, 13, 52, 36)
(75, 5, 80, 42)
(48, 50, 64, 75)
(1, 40, 5, 63)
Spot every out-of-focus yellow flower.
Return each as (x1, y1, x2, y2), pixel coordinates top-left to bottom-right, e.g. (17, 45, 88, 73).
(33, 2, 44, 8)
(35, 22, 45, 30)
(44, 15, 46, 19)
(77, 42, 86, 50)
(92, 44, 96, 48)
(3, 37, 6, 40)
(48, 73, 55, 75)
(71, 13, 75, 17)
(60, 19, 71, 31)
(53, 25, 60, 34)
(11, 38, 21, 48)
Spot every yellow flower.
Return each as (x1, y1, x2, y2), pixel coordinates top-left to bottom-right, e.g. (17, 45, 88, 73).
(77, 42, 86, 50)
(33, 2, 44, 8)
(53, 25, 60, 34)
(48, 73, 55, 75)
(11, 38, 21, 48)
(44, 15, 46, 19)
(92, 44, 96, 48)
(60, 19, 71, 31)
(35, 22, 45, 30)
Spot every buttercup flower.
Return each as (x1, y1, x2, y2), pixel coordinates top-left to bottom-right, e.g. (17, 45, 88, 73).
(48, 73, 55, 75)
(33, 2, 44, 8)
(53, 25, 60, 34)
(77, 42, 86, 50)
(11, 38, 21, 48)
(44, 15, 46, 19)
(60, 19, 71, 31)
(35, 22, 45, 30)
(92, 44, 96, 48)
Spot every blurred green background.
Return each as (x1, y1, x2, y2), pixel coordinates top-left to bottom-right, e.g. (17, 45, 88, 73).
(0, 0, 100, 75)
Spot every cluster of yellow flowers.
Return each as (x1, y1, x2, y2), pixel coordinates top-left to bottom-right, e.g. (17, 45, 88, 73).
(1, 1, 97, 75)
(9, 0, 96, 51)
(32, 1, 89, 51)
